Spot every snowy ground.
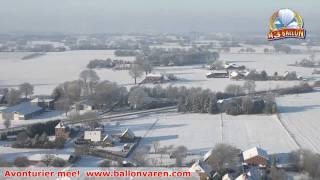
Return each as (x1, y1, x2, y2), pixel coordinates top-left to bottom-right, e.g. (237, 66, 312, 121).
(0, 50, 135, 95)
(103, 112, 298, 155)
(1, 49, 319, 95)
(152, 65, 303, 92)
(277, 90, 320, 153)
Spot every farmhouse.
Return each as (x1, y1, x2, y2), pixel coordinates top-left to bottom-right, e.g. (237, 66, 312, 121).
(31, 96, 55, 110)
(55, 122, 69, 139)
(206, 70, 229, 78)
(120, 128, 135, 142)
(141, 73, 164, 84)
(189, 160, 217, 180)
(243, 147, 269, 167)
(0, 102, 43, 120)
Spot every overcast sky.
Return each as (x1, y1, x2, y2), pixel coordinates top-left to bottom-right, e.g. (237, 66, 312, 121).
(0, 0, 318, 35)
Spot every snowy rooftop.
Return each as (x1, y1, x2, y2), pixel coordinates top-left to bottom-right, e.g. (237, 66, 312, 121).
(189, 160, 213, 175)
(1, 102, 43, 115)
(55, 122, 65, 129)
(121, 128, 135, 138)
(243, 147, 269, 161)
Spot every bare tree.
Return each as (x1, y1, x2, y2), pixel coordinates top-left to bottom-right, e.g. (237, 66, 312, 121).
(55, 98, 71, 116)
(6, 89, 21, 106)
(79, 69, 100, 95)
(129, 64, 143, 84)
(172, 145, 188, 166)
(243, 80, 256, 95)
(3, 117, 11, 129)
(136, 56, 153, 75)
(205, 143, 241, 173)
(132, 145, 150, 166)
(128, 87, 148, 109)
(153, 141, 160, 154)
(19, 82, 34, 99)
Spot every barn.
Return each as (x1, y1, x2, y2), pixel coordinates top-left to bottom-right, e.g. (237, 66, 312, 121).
(0, 102, 43, 120)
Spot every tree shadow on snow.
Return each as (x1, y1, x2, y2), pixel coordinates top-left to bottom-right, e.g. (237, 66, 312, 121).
(278, 105, 320, 113)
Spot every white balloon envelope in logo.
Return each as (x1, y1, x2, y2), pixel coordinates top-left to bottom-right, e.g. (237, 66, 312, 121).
(278, 9, 295, 26)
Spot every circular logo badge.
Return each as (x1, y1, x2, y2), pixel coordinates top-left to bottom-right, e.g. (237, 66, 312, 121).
(269, 9, 304, 31)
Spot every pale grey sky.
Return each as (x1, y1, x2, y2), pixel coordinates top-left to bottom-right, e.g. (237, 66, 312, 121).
(0, 0, 318, 34)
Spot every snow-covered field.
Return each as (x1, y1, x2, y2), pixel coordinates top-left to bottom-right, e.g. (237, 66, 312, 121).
(277, 90, 320, 153)
(1, 50, 318, 95)
(220, 53, 316, 76)
(153, 65, 302, 92)
(104, 112, 298, 155)
(0, 50, 135, 94)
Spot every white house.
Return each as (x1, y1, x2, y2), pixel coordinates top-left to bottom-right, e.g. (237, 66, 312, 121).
(84, 130, 101, 142)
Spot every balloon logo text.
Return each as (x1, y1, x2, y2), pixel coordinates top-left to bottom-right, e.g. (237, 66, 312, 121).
(268, 9, 306, 40)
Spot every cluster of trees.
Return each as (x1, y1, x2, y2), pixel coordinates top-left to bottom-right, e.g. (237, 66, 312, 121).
(289, 150, 320, 179)
(293, 54, 319, 68)
(41, 154, 68, 167)
(225, 81, 256, 96)
(11, 120, 65, 149)
(87, 59, 115, 69)
(277, 83, 313, 95)
(129, 84, 277, 115)
(13, 157, 30, 167)
(138, 48, 219, 66)
(0, 82, 34, 106)
(273, 44, 292, 54)
(13, 155, 68, 167)
(53, 69, 128, 114)
(205, 144, 241, 176)
(245, 70, 269, 81)
(12, 131, 65, 149)
(114, 50, 139, 56)
(238, 47, 256, 53)
(87, 59, 133, 69)
(224, 94, 276, 115)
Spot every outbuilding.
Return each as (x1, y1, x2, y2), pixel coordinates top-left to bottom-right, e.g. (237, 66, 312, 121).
(0, 102, 43, 120)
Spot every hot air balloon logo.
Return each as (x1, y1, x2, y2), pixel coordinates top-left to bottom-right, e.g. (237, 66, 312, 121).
(268, 9, 306, 40)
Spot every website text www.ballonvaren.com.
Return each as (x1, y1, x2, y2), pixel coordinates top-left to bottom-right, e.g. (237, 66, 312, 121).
(86, 170, 192, 177)
(3, 170, 192, 178)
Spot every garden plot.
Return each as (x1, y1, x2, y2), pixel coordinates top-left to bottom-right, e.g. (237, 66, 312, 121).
(222, 114, 298, 154)
(277, 91, 320, 153)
